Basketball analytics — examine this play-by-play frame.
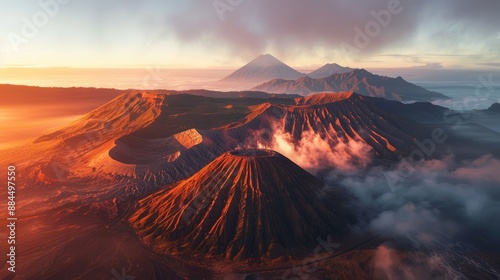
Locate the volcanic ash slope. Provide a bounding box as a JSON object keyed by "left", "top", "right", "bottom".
{"left": 130, "top": 149, "right": 356, "bottom": 261}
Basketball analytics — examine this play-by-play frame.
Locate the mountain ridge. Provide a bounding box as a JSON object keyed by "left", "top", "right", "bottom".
{"left": 252, "top": 68, "right": 449, "bottom": 102}
{"left": 17, "top": 91, "right": 423, "bottom": 191}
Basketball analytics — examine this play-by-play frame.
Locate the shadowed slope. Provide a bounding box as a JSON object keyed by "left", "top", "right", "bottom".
{"left": 130, "top": 149, "right": 356, "bottom": 261}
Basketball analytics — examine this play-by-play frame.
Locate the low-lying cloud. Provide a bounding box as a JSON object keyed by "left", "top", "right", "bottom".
{"left": 369, "top": 204, "right": 458, "bottom": 247}
{"left": 452, "top": 154, "right": 500, "bottom": 183}
{"left": 336, "top": 154, "right": 500, "bottom": 252}
{"left": 269, "top": 130, "right": 372, "bottom": 172}
{"left": 240, "top": 124, "right": 373, "bottom": 173}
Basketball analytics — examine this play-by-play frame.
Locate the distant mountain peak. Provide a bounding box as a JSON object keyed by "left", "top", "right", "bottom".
{"left": 220, "top": 54, "right": 305, "bottom": 83}
{"left": 250, "top": 53, "right": 284, "bottom": 66}
{"left": 322, "top": 63, "right": 350, "bottom": 69}
{"left": 260, "top": 53, "right": 275, "bottom": 59}
{"left": 352, "top": 68, "right": 370, "bottom": 75}
{"left": 308, "top": 63, "right": 354, "bottom": 79}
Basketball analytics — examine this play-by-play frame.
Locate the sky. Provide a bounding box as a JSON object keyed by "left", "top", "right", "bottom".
{"left": 0, "top": 0, "right": 499, "bottom": 69}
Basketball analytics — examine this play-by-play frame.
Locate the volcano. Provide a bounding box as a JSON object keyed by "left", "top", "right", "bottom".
{"left": 129, "top": 149, "right": 356, "bottom": 261}
{"left": 219, "top": 54, "right": 305, "bottom": 84}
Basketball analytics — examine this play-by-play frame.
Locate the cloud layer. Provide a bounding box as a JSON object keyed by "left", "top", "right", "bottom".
{"left": 336, "top": 154, "right": 500, "bottom": 251}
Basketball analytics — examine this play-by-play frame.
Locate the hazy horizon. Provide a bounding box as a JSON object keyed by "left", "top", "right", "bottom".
{"left": 2, "top": 64, "right": 500, "bottom": 89}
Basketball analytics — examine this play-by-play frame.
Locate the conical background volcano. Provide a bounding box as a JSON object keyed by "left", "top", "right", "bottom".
{"left": 220, "top": 54, "right": 305, "bottom": 83}
{"left": 130, "top": 149, "right": 356, "bottom": 261}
